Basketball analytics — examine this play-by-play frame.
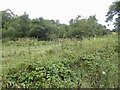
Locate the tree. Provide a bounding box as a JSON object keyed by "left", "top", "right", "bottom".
{"left": 68, "top": 15, "right": 109, "bottom": 39}
{"left": 28, "top": 25, "right": 45, "bottom": 39}
{"left": 106, "top": 1, "right": 120, "bottom": 30}
{"left": 19, "top": 12, "right": 30, "bottom": 36}
{"left": 1, "top": 9, "right": 16, "bottom": 28}
{"left": 1, "top": 9, "right": 110, "bottom": 40}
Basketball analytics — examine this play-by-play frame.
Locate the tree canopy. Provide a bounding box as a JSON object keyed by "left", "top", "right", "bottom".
{"left": 106, "top": 0, "right": 120, "bottom": 31}
{"left": 1, "top": 9, "right": 111, "bottom": 40}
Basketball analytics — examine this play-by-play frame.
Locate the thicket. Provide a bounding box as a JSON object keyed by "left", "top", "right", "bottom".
{"left": 1, "top": 9, "right": 111, "bottom": 40}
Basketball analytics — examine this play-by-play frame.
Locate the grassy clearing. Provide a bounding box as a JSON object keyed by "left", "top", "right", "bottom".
{"left": 2, "top": 34, "right": 118, "bottom": 88}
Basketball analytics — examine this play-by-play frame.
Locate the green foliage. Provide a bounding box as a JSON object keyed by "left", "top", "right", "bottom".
{"left": 28, "top": 25, "right": 45, "bottom": 38}
{"left": 106, "top": 1, "right": 120, "bottom": 30}
{"left": 1, "top": 9, "right": 111, "bottom": 40}
{"left": 2, "top": 61, "right": 79, "bottom": 88}
{"left": 2, "top": 34, "right": 118, "bottom": 88}
{"left": 68, "top": 15, "right": 110, "bottom": 39}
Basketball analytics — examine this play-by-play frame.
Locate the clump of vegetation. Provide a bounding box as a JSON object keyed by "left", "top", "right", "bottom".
{"left": 2, "top": 61, "right": 80, "bottom": 88}
{"left": 1, "top": 0, "right": 119, "bottom": 88}
{"left": 1, "top": 9, "right": 111, "bottom": 41}
{"left": 2, "top": 34, "right": 118, "bottom": 88}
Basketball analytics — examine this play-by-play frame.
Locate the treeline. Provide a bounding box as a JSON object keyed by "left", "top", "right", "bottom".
{"left": 1, "top": 9, "right": 111, "bottom": 40}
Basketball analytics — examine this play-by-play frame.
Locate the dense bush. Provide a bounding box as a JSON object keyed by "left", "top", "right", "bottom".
{"left": 67, "top": 16, "right": 111, "bottom": 39}
{"left": 1, "top": 9, "right": 111, "bottom": 40}
{"left": 2, "top": 61, "right": 80, "bottom": 88}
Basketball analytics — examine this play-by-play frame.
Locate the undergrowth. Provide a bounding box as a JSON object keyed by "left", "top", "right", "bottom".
{"left": 2, "top": 34, "right": 118, "bottom": 88}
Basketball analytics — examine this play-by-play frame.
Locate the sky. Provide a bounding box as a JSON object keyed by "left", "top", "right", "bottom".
{"left": 0, "top": 0, "right": 116, "bottom": 30}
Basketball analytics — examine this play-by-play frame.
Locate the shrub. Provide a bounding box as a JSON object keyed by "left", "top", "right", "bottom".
{"left": 2, "top": 61, "right": 80, "bottom": 88}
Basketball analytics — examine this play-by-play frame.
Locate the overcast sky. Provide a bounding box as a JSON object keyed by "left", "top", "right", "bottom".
{"left": 1, "top": 0, "right": 116, "bottom": 29}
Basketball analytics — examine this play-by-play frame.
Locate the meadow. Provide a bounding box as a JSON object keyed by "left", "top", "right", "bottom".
{"left": 1, "top": 34, "right": 119, "bottom": 88}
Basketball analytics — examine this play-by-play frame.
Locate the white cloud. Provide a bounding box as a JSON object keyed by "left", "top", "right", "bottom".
{"left": 0, "top": 0, "right": 115, "bottom": 29}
